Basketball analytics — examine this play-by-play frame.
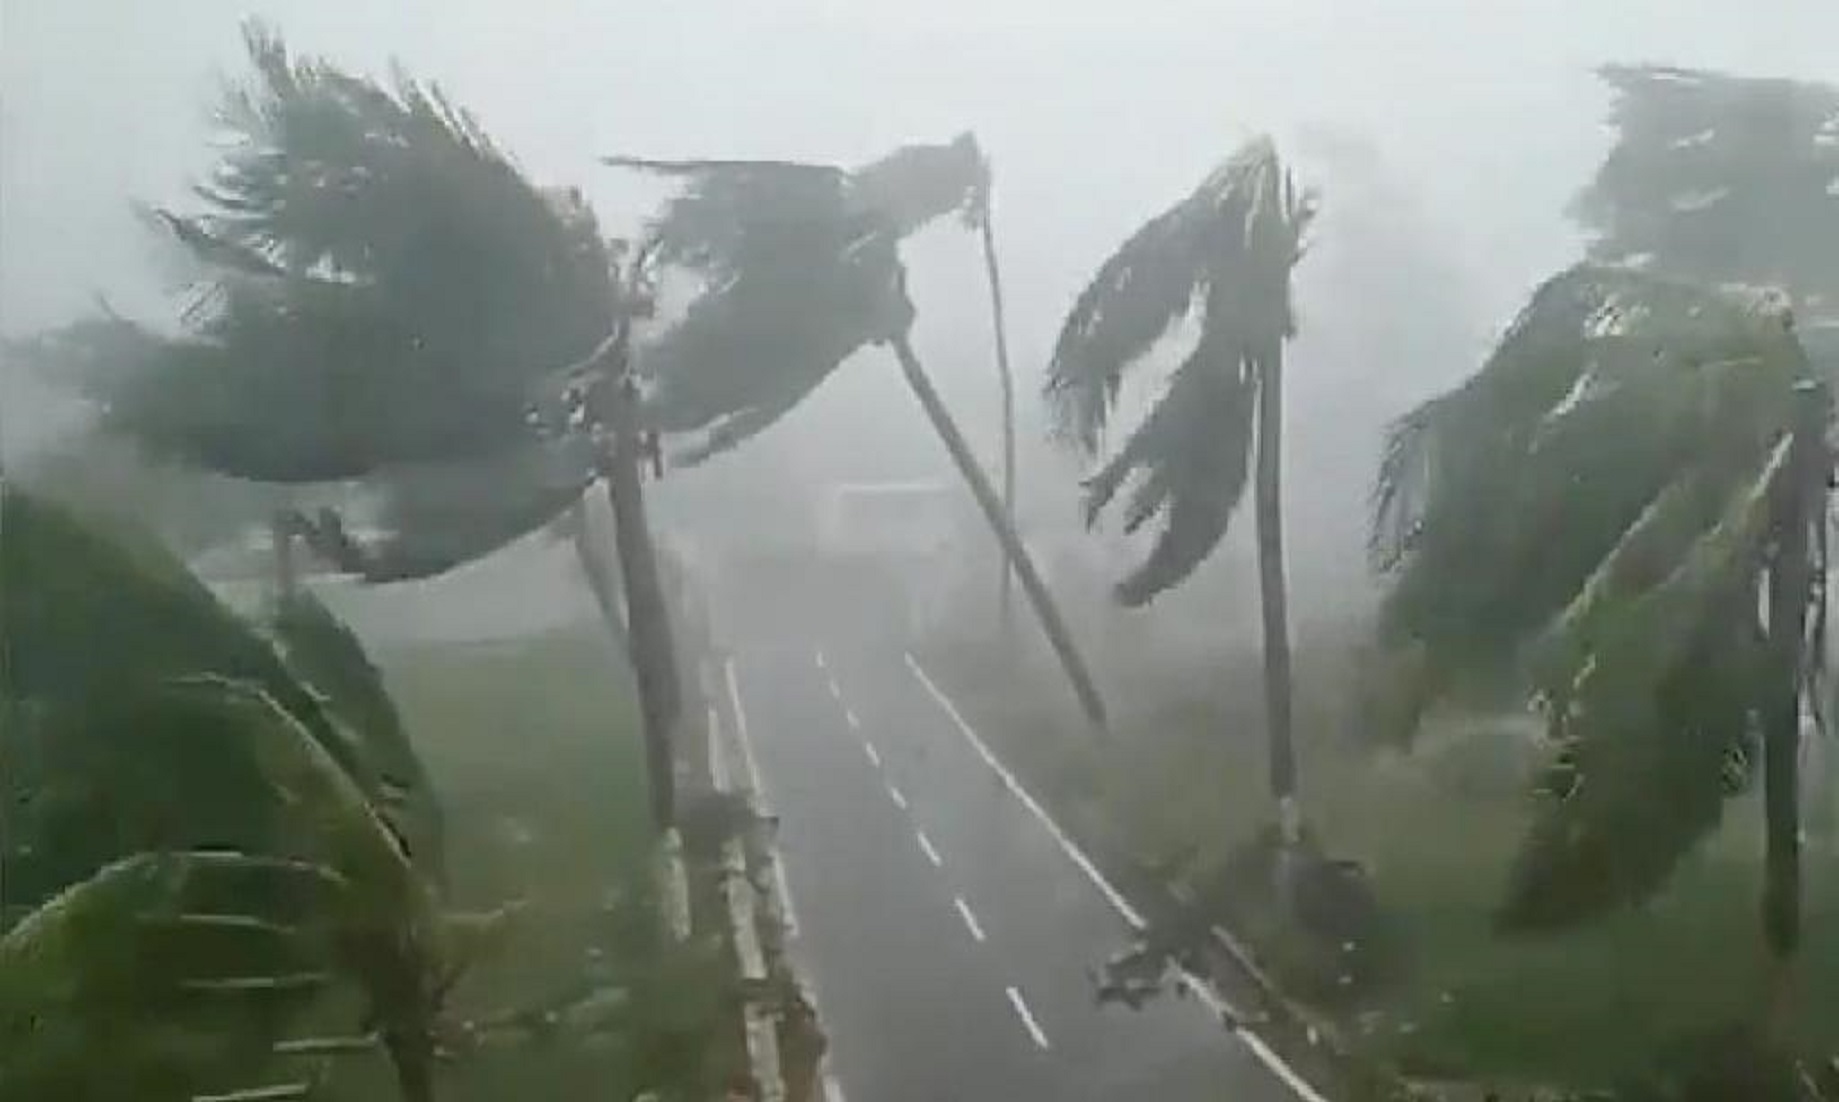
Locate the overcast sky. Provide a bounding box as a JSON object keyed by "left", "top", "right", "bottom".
{"left": 4, "top": 1, "right": 1835, "bottom": 608}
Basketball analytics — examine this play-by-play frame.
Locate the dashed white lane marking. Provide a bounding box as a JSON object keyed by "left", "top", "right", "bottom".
{"left": 1004, "top": 985, "right": 1051, "bottom": 1050}
{"left": 821, "top": 1069, "right": 847, "bottom": 1102}
{"left": 827, "top": 677, "right": 843, "bottom": 701}
{"left": 904, "top": 652, "right": 1331, "bottom": 1102}
{"left": 843, "top": 707, "right": 860, "bottom": 730}
{"left": 815, "top": 649, "right": 828, "bottom": 671}
{"left": 953, "top": 896, "right": 987, "bottom": 942}
{"left": 915, "top": 829, "right": 943, "bottom": 868}
{"left": 864, "top": 741, "right": 882, "bottom": 768}
{"left": 887, "top": 784, "right": 908, "bottom": 810}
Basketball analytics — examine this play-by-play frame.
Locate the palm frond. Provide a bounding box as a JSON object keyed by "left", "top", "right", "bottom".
{"left": 1373, "top": 264, "right": 1808, "bottom": 687}
{"left": 609, "top": 133, "right": 983, "bottom": 279}
{"left": 613, "top": 135, "right": 981, "bottom": 456}
{"left": 1046, "top": 136, "right": 1312, "bottom": 452}
{"left": 1085, "top": 324, "right": 1257, "bottom": 605}
{"left": 293, "top": 437, "right": 597, "bottom": 582}
{"left": 270, "top": 591, "right": 445, "bottom": 880}
{"left": 1056, "top": 137, "right": 1311, "bottom": 602}
{"left": 37, "top": 23, "right": 618, "bottom": 484}
{"left": 1575, "top": 64, "right": 1839, "bottom": 310}
{"left": 637, "top": 231, "right": 908, "bottom": 455}
{"left": 0, "top": 851, "right": 344, "bottom": 1102}
{"left": 0, "top": 486, "right": 363, "bottom": 779}
{"left": 1497, "top": 435, "right": 1792, "bottom": 929}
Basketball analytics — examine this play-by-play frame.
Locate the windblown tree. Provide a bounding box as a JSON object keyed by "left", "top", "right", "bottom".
{"left": 18, "top": 28, "right": 688, "bottom": 853}
{"left": 1045, "top": 137, "right": 1316, "bottom": 833}
{"left": 1575, "top": 64, "right": 1839, "bottom": 320}
{"left": 1574, "top": 61, "right": 1839, "bottom": 858}
{"left": 611, "top": 133, "right": 1107, "bottom": 729}
{"left": 1371, "top": 265, "right": 1831, "bottom": 1027}
{"left": 1, "top": 485, "right": 466, "bottom": 1102}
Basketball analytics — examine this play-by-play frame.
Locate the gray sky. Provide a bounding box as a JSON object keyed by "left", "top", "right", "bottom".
{"left": 4, "top": 0, "right": 1835, "bottom": 611}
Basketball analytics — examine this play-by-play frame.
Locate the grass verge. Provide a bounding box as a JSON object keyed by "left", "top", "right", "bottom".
{"left": 921, "top": 629, "right": 1839, "bottom": 1092}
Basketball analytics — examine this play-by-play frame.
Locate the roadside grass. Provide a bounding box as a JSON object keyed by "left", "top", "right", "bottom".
{"left": 922, "top": 629, "right": 1839, "bottom": 1090}
{"left": 327, "top": 626, "right": 739, "bottom": 1100}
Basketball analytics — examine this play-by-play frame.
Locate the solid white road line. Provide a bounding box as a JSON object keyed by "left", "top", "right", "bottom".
{"left": 915, "top": 829, "right": 943, "bottom": 868}
{"left": 887, "top": 784, "right": 908, "bottom": 810}
{"left": 723, "top": 657, "right": 799, "bottom": 937}
{"left": 904, "top": 654, "right": 1145, "bottom": 929}
{"left": 821, "top": 1068, "right": 847, "bottom": 1102}
{"left": 903, "top": 652, "right": 1331, "bottom": 1102}
{"left": 953, "top": 896, "right": 987, "bottom": 943}
{"left": 1004, "top": 985, "right": 1051, "bottom": 1050}
{"left": 864, "top": 741, "right": 882, "bottom": 769}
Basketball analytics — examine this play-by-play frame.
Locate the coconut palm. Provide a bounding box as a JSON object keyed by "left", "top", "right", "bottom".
{"left": 1, "top": 485, "right": 462, "bottom": 1101}
{"left": 612, "top": 135, "right": 1108, "bottom": 729}
{"left": 1371, "top": 264, "right": 1830, "bottom": 1021}
{"left": 1045, "top": 136, "right": 1315, "bottom": 832}
{"left": 17, "top": 27, "right": 686, "bottom": 836}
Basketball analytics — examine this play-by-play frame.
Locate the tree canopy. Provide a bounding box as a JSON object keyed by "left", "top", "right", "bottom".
{"left": 617, "top": 134, "right": 987, "bottom": 465}
{"left": 1371, "top": 264, "right": 1831, "bottom": 930}
{"left": 1, "top": 485, "right": 453, "bottom": 1099}
{"left": 1575, "top": 64, "right": 1839, "bottom": 317}
{"left": 14, "top": 24, "right": 618, "bottom": 585}
{"left": 1045, "top": 137, "right": 1315, "bottom": 605}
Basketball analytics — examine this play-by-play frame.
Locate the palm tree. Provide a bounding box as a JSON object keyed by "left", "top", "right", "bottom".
{"left": 1, "top": 485, "right": 459, "bottom": 1100}
{"left": 611, "top": 135, "right": 1108, "bottom": 729}
{"left": 1573, "top": 60, "right": 1839, "bottom": 864}
{"left": 1045, "top": 137, "right": 1315, "bottom": 835}
{"left": 1371, "top": 264, "right": 1830, "bottom": 1028}
{"left": 18, "top": 28, "right": 687, "bottom": 852}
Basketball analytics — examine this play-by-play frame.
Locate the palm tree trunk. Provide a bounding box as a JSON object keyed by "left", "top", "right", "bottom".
{"left": 601, "top": 376, "right": 683, "bottom": 832}
{"left": 887, "top": 332, "right": 1108, "bottom": 732}
{"left": 1254, "top": 350, "right": 1300, "bottom": 843}
{"left": 567, "top": 495, "right": 629, "bottom": 653}
{"left": 1761, "top": 400, "right": 1824, "bottom": 1033}
{"left": 600, "top": 373, "right": 692, "bottom": 942}
{"left": 270, "top": 509, "right": 298, "bottom": 601}
{"left": 976, "top": 202, "right": 1018, "bottom": 634}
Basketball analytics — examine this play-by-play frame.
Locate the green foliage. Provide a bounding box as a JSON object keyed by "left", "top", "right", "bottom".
{"left": 1046, "top": 137, "right": 1314, "bottom": 604}
{"left": 1575, "top": 65, "right": 1839, "bottom": 316}
{"left": 0, "top": 851, "right": 345, "bottom": 1102}
{"left": 272, "top": 589, "right": 445, "bottom": 878}
{"left": 12, "top": 22, "right": 621, "bottom": 589}
{"left": 615, "top": 135, "right": 986, "bottom": 463}
{"left": 1, "top": 486, "right": 363, "bottom": 796}
{"left": 1, "top": 489, "right": 456, "bottom": 1100}
{"left": 291, "top": 441, "right": 598, "bottom": 587}
{"left": 1372, "top": 263, "right": 1831, "bottom": 929}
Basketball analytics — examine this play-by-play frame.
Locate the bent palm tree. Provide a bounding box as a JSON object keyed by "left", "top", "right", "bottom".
{"left": 1371, "top": 264, "right": 1830, "bottom": 1023}
{"left": 19, "top": 27, "right": 686, "bottom": 837}
{"left": 1046, "top": 137, "right": 1315, "bottom": 832}
{"left": 613, "top": 135, "right": 1107, "bottom": 729}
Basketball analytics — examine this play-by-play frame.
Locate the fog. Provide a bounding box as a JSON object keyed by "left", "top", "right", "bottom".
{"left": 4, "top": 0, "right": 1835, "bottom": 634}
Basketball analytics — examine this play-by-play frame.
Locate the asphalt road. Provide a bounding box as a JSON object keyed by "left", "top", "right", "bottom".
{"left": 721, "top": 638, "right": 1310, "bottom": 1102}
